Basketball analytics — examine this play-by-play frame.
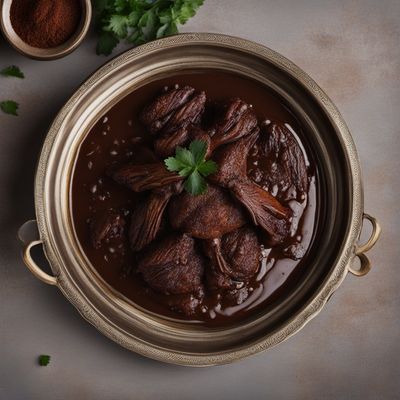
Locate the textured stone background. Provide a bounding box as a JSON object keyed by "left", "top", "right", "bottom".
{"left": 1, "top": 1, "right": 399, "bottom": 399}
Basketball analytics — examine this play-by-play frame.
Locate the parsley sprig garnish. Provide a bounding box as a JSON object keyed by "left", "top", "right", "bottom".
{"left": 165, "top": 140, "right": 218, "bottom": 196}
{"left": 94, "top": 0, "right": 204, "bottom": 56}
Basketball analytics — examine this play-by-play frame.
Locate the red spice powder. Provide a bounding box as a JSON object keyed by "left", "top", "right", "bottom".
{"left": 10, "top": 0, "right": 82, "bottom": 48}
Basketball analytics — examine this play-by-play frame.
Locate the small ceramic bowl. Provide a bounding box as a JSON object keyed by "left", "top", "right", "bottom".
{"left": 0, "top": 0, "right": 92, "bottom": 60}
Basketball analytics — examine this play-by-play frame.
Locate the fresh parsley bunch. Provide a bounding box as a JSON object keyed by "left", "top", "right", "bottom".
{"left": 94, "top": 0, "right": 204, "bottom": 56}
{"left": 165, "top": 140, "right": 218, "bottom": 195}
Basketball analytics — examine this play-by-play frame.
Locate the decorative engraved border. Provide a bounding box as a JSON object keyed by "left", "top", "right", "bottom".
{"left": 34, "top": 33, "right": 362, "bottom": 366}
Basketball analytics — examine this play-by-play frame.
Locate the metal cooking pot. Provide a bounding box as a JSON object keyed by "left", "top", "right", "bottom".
{"left": 18, "top": 34, "right": 381, "bottom": 366}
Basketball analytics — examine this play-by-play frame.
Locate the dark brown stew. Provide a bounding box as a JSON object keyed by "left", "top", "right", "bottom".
{"left": 72, "top": 71, "right": 317, "bottom": 326}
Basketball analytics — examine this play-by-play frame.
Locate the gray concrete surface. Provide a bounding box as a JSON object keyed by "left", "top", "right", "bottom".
{"left": 1, "top": 1, "right": 399, "bottom": 399}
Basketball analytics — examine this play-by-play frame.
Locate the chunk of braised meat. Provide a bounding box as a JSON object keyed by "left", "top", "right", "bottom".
{"left": 168, "top": 184, "right": 247, "bottom": 239}
{"left": 90, "top": 210, "right": 125, "bottom": 249}
{"left": 231, "top": 181, "right": 291, "bottom": 245}
{"left": 154, "top": 125, "right": 212, "bottom": 158}
{"left": 129, "top": 182, "right": 183, "bottom": 251}
{"left": 210, "top": 129, "right": 259, "bottom": 186}
{"left": 212, "top": 98, "right": 248, "bottom": 134}
{"left": 162, "top": 91, "right": 206, "bottom": 134}
{"left": 140, "top": 86, "right": 195, "bottom": 134}
{"left": 210, "top": 129, "right": 292, "bottom": 245}
{"left": 204, "top": 259, "right": 252, "bottom": 305}
{"left": 189, "top": 126, "right": 212, "bottom": 148}
{"left": 208, "top": 98, "right": 258, "bottom": 151}
{"left": 224, "top": 287, "right": 250, "bottom": 305}
{"left": 154, "top": 126, "right": 190, "bottom": 158}
{"left": 153, "top": 98, "right": 256, "bottom": 159}
{"left": 220, "top": 227, "right": 260, "bottom": 280}
{"left": 203, "top": 227, "right": 260, "bottom": 283}
{"left": 167, "top": 288, "right": 204, "bottom": 316}
{"left": 251, "top": 122, "right": 309, "bottom": 201}
{"left": 138, "top": 234, "right": 205, "bottom": 295}
{"left": 205, "top": 266, "right": 250, "bottom": 304}
{"left": 206, "top": 267, "right": 235, "bottom": 291}
{"left": 110, "top": 162, "right": 183, "bottom": 192}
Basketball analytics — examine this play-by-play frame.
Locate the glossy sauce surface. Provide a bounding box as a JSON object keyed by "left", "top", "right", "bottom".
{"left": 71, "top": 71, "right": 317, "bottom": 326}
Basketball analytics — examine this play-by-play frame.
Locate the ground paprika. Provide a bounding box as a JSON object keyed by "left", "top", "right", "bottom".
{"left": 10, "top": 0, "right": 82, "bottom": 48}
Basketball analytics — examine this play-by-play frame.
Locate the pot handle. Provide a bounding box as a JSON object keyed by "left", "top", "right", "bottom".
{"left": 17, "top": 220, "right": 58, "bottom": 286}
{"left": 348, "top": 213, "right": 381, "bottom": 277}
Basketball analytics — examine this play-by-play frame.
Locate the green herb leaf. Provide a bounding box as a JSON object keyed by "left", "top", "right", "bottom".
{"left": 93, "top": 0, "right": 204, "bottom": 55}
{"left": 184, "top": 169, "right": 207, "bottom": 195}
{"left": 156, "top": 23, "right": 169, "bottom": 38}
{"left": 164, "top": 156, "right": 185, "bottom": 172}
{"left": 178, "top": 166, "right": 194, "bottom": 177}
{"left": 114, "top": 0, "right": 128, "bottom": 13}
{"left": 127, "top": 29, "right": 141, "bottom": 44}
{"left": 158, "top": 12, "right": 171, "bottom": 25}
{"left": 1, "top": 65, "right": 24, "bottom": 78}
{"left": 38, "top": 355, "right": 51, "bottom": 366}
{"left": 197, "top": 159, "right": 218, "bottom": 177}
{"left": 164, "top": 139, "right": 217, "bottom": 196}
{"left": 189, "top": 140, "right": 207, "bottom": 164}
{"left": 93, "top": 0, "right": 110, "bottom": 14}
{"left": 96, "top": 31, "right": 119, "bottom": 56}
{"left": 173, "top": 0, "right": 204, "bottom": 24}
{"left": 0, "top": 100, "right": 19, "bottom": 116}
{"left": 165, "top": 21, "right": 178, "bottom": 35}
{"left": 127, "top": 10, "right": 141, "bottom": 26}
{"left": 175, "top": 146, "right": 195, "bottom": 166}
{"left": 107, "top": 14, "right": 129, "bottom": 38}
{"left": 140, "top": 8, "right": 157, "bottom": 41}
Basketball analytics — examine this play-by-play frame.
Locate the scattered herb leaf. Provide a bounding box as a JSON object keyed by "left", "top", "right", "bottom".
{"left": 94, "top": 0, "right": 204, "bottom": 56}
{"left": 0, "top": 100, "right": 19, "bottom": 116}
{"left": 38, "top": 355, "right": 51, "bottom": 366}
{"left": 0, "top": 65, "right": 24, "bottom": 78}
{"left": 96, "top": 31, "right": 120, "bottom": 56}
{"left": 164, "top": 140, "right": 218, "bottom": 195}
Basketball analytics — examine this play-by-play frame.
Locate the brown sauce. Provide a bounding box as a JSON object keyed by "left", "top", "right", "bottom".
{"left": 71, "top": 71, "right": 317, "bottom": 326}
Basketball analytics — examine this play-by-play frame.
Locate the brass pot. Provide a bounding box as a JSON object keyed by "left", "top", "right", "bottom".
{"left": 18, "top": 34, "right": 381, "bottom": 366}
